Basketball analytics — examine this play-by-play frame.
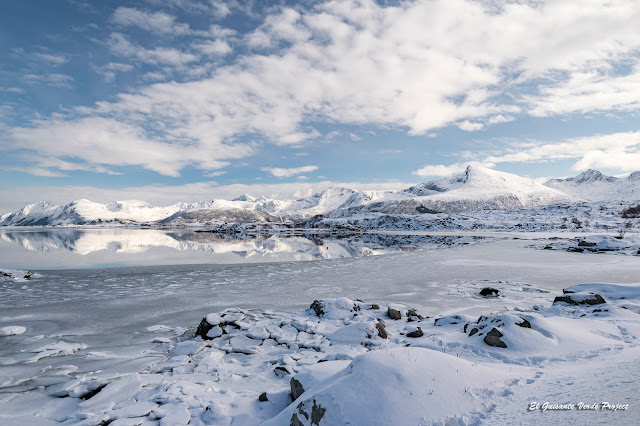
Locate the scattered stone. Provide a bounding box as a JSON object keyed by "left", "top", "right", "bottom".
{"left": 479, "top": 287, "right": 499, "bottom": 297}
{"left": 310, "top": 300, "right": 325, "bottom": 317}
{"left": 275, "top": 366, "right": 291, "bottom": 377}
{"left": 516, "top": 318, "right": 531, "bottom": 328}
{"left": 369, "top": 304, "right": 380, "bottom": 310}
{"left": 406, "top": 327, "right": 423, "bottom": 338}
{"left": 578, "top": 240, "right": 597, "bottom": 247}
{"left": 259, "top": 392, "right": 268, "bottom": 402}
{"left": 468, "top": 327, "right": 479, "bottom": 337}
{"left": 387, "top": 308, "right": 402, "bottom": 320}
{"left": 406, "top": 309, "right": 424, "bottom": 321}
{"left": 375, "top": 322, "right": 388, "bottom": 339}
{"left": 553, "top": 292, "right": 606, "bottom": 306}
{"left": 291, "top": 377, "right": 305, "bottom": 401}
{"left": 483, "top": 328, "right": 507, "bottom": 348}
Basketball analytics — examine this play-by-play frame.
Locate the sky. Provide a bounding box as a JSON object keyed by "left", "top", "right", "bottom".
{"left": 1, "top": 0, "right": 640, "bottom": 213}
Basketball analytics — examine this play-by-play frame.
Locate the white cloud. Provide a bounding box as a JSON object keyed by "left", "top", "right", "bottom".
{"left": 413, "top": 130, "right": 640, "bottom": 177}
{"left": 93, "top": 62, "right": 135, "bottom": 82}
{"left": 192, "top": 40, "right": 232, "bottom": 56}
{"left": 107, "top": 33, "right": 198, "bottom": 66}
{"left": 261, "top": 165, "right": 319, "bottom": 178}
{"left": 6, "top": 117, "right": 250, "bottom": 177}
{"left": 112, "top": 7, "right": 191, "bottom": 35}
{"left": 7, "top": 0, "right": 640, "bottom": 180}
{"left": 456, "top": 121, "right": 484, "bottom": 132}
{"left": 33, "top": 52, "right": 68, "bottom": 66}
{"left": 23, "top": 73, "right": 73, "bottom": 88}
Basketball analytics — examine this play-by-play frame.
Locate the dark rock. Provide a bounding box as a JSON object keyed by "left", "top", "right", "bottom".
{"left": 370, "top": 304, "right": 380, "bottom": 310}
{"left": 23, "top": 272, "right": 34, "bottom": 280}
{"left": 291, "top": 377, "right": 305, "bottom": 401}
{"left": 562, "top": 289, "right": 576, "bottom": 294}
{"left": 387, "top": 308, "right": 402, "bottom": 320}
{"left": 516, "top": 318, "right": 531, "bottom": 328}
{"left": 578, "top": 240, "right": 597, "bottom": 247}
{"left": 310, "top": 300, "right": 325, "bottom": 316}
{"left": 553, "top": 292, "right": 606, "bottom": 306}
{"left": 406, "top": 327, "right": 424, "bottom": 338}
{"left": 259, "top": 392, "right": 268, "bottom": 402}
{"left": 483, "top": 328, "right": 507, "bottom": 348}
{"left": 290, "top": 413, "right": 304, "bottom": 426}
{"left": 468, "top": 327, "right": 479, "bottom": 337}
{"left": 407, "top": 309, "right": 424, "bottom": 320}
{"left": 311, "top": 400, "right": 326, "bottom": 425}
{"left": 567, "top": 247, "right": 584, "bottom": 253}
{"left": 479, "top": 287, "right": 499, "bottom": 297}
{"left": 274, "top": 366, "right": 291, "bottom": 377}
{"left": 196, "top": 318, "right": 214, "bottom": 340}
{"left": 375, "top": 322, "right": 388, "bottom": 339}
{"left": 463, "top": 323, "right": 469, "bottom": 333}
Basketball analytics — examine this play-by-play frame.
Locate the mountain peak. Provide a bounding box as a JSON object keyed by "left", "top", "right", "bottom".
{"left": 233, "top": 194, "right": 256, "bottom": 202}
{"left": 572, "top": 169, "right": 607, "bottom": 184}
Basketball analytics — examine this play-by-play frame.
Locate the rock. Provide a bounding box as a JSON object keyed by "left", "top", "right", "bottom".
{"left": 370, "top": 304, "right": 380, "bottom": 310}
{"left": 290, "top": 413, "right": 304, "bottom": 426}
{"left": 259, "top": 392, "right": 268, "bottom": 402}
{"left": 479, "top": 287, "right": 499, "bottom": 297}
{"left": 196, "top": 318, "right": 214, "bottom": 340}
{"left": 406, "top": 327, "right": 423, "bottom": 338}
{"left": 483, "top": 328, "right": 507, "bottom": 348}
{"left": 387, "top": 308, "right": 402, "bottom": 320}
{"left": 311, "top": 400, "right": 326, "bottom": 425}
{"left": 468, "top": 327, "right": 479, "bottom": 337}
{"left": 23, "top": 272, "right": 34, "bottom": 279}
{"left": 553, "top": 292, "right": 606, "bottom": 306}
{"left": 578, "top": 240, "right": 596, "bottom": 247}
{"left": 406, "top": 309, "right": 424, "bottom": 321}
{"left": 516, "top": 318, "right": 531, "bottom": 328}
{"left": 275, "top": 366, "right": 291, "bottom": 377}
{"left": 310, "top": 300, "right": 325, "bottom": 316}
{"left": 375, "top": 322, "right": 388, "bottom": 339}
{"left": 291, "top": 377, "right": 305, "bottom": 401}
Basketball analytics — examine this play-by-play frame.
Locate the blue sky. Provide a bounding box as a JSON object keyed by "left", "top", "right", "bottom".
{"left": 1, "top": 0, "right": 640, "bottom": 212}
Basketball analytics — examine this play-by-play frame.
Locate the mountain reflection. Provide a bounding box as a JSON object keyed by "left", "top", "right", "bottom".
{"left": 0, "top": 228, "right": 479, "bottom": 260}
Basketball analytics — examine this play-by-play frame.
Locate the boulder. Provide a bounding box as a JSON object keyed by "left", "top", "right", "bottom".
{"left": 310, "top": 300, "right": 325, "bottom": 316}
{"left": 375, "top": 322, "right": 388, "bottom": 339}
{"left": 553, "top": 292, "right": 606, "bottom": 306}
{"left": 387, "top": 308, "right": 402, "bottom": 320}
{"left": 406, "top": 327, "right": 423, "bottom": 338}
{"left": 483, "top": 328, "right": 507, "bottom": 348}
{"left": 515, "top": 318, "right": 531, "bottom": 328}
{"left": 291, "top": 377, "right": 305, "bottom": 401}
{"left": 479, "top": 287, "right": 499, "bottom": 297}
{"left": 259, "top": 392, "right": 268, "bottom": 402}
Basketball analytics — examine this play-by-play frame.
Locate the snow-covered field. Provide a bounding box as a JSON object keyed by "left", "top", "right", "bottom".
{"left": 1, "top": 235, "right": 639, "bottom": 425}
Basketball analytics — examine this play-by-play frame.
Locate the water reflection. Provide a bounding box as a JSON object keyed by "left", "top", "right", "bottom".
{"left": 0, "top": 228, "right": 484, "bottom": 270}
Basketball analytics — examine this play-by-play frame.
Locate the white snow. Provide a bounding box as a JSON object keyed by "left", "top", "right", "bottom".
{"left": 0, "top": 326, "right": 26, "bottom": 336}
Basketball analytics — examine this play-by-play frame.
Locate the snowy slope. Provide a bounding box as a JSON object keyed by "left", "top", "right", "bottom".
{"left": 331, "top": 166, "right": 575, "bottom": 215}
{"left": 545, "top": 169, "right": 640, "bottom": 201}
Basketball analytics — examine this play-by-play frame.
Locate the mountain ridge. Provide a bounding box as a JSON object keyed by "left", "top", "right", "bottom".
{"left": 2, "top": 166, "right": 638, "bottom": 226}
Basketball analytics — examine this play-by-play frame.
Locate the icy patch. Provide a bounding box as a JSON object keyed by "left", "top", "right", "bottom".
{"left": 0, "top": 326, "right": 26, "bottom": 336}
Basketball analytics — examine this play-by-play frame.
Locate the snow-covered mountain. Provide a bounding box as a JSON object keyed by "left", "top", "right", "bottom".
{"left": 544, "top": 169, "right": 640, "bottom": 201}
{"left": 2, "top": 166, "right": 637, "bottom": 227}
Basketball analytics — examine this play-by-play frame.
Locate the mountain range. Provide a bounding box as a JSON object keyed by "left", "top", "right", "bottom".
{"left": 2, "top": 166, "right": 638, "bottom": 227}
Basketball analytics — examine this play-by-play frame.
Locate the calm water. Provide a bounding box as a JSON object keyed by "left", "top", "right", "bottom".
{"left": 0, "top": 227, "right": 488, "bottom": 270}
